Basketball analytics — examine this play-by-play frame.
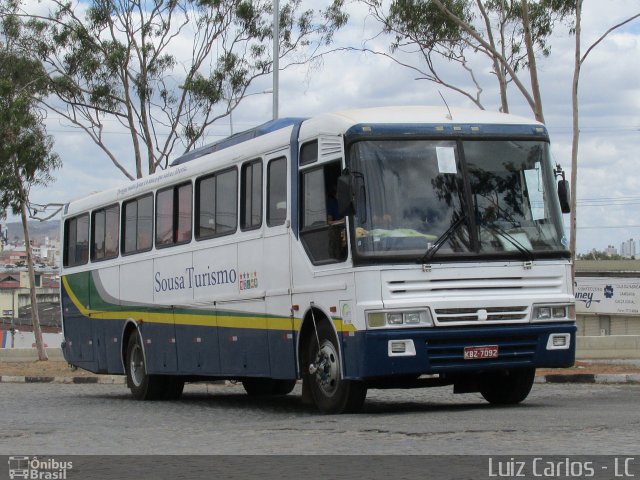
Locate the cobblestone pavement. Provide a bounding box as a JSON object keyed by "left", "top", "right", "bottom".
{"left": 2, "top": 382, "right": 639, "bottom": 455}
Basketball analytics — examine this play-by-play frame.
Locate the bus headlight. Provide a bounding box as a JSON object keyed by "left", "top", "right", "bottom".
{"left": 367, "top": 310, "right": 434, "bottom": 329}
{"left": 532, "top": 304, "right": 575, "bottom": 322}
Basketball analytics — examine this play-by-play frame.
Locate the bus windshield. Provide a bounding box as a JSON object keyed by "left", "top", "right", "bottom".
{"left": 349, "top": 139, "right": 566, "bottom": 260}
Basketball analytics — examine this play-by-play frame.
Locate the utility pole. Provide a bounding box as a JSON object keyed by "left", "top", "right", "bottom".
{"left": 273, "top": 0, "right": 279, "bottom": 120}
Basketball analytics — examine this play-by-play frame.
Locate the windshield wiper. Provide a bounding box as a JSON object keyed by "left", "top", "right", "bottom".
{"left": 483, "top": 222, "right": 534, "bottom": 262}
{"left": 419, "top": 214, "right": 467, "bottom": 264}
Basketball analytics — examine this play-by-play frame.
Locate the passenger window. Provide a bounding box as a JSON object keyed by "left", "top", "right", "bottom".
{"left": 241, "top": 160, "right": 262, "bottom": 230}
{"left": 91, "top": 204, "right": 119, "bottom": 261}
{"left": 155, "top": 183, "right": 192, "bottom": 248}
{"left": 267, "top": 157, "right": 287, "bottom": 227}
{"left": 63, "top": 214, "right": 89, "bottom": 267}
{"left": 122, "top": 194, "right": 154, "bottom": 255}
{"left": 196, "top": 168, "right": 238, "bottom": 239}
{"left": 299, "top": 161, "right": 347, "bottom": 264}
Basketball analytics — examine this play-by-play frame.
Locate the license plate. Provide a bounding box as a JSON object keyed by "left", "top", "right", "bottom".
{"left": 464, "top": 345, "right": 499, "bottom": 360}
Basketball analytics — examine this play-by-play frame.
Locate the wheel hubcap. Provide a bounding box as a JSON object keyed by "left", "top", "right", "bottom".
{"left": 130, "top": 343, "right": 145, "bottom": 387}
{"left": 313, "top": 340, "right": 340, "bottom": 397}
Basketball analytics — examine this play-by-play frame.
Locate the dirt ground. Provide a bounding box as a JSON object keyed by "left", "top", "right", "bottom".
{"left": 1, "top": 360, "right": 639, "bottom": 378}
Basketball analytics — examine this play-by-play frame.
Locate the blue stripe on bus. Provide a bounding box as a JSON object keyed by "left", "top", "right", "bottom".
{"left": 345, "top": 123, "right": 549, "bottom": 139}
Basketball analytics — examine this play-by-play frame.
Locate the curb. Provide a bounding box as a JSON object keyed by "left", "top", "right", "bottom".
{"left": 0, "top": 374, "right": 638, "bottom": 385}
{"left": 0, "top": 375, "right": 126, "bottom": 384}
{"left": 534, "top": 373, "right": 639, "bottom": 384}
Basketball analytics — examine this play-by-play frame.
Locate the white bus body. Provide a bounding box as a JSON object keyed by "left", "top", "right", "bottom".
{"left": 61, "top": 106, "right": 575, "bottom": 413}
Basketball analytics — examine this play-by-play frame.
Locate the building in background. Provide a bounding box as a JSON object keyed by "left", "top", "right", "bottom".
{"left": 574, "top": 260, "right": 640, "bottom": 337}
{"left": 620, "top": 239, "right": 637, "bottom": 258}
{"left": 0, "top": 268, "right": 60, "bottom": 336}
{"left": 605, "top": 245, "right": 618, "bottom": 256}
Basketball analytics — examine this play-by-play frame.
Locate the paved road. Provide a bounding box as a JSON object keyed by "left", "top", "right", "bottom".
{"left": 1, "top": 382, "right": 638, "bottom": 455}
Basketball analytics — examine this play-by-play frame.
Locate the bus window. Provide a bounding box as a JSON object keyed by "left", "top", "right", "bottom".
{"left": 196, "top": 168, "right": 238, "bottom": 240}
{"left": 64, "top": 213, "right": 89, "bottom": 267}
{"left": 300, "top": 140, "right": 318, "bottom": 165}
{"left": 137, "top": 194, "right": 153, "bottom": 250}
{"left": 299, "top": 161, "right": 347, "bottom": 264}
{"left": 155, "top": 182, "right": 192, "bottom": 248}
{"left": 91, "top": 204, "right": 119, "bottom": 261}
{"left": 241, "top": 160, "right": 262, "bottom": 231}
{"left": 267, "top": 157, "right": 287, "bottom": 227}
{"left": 122, "top": 194, "right": 154, "bottom": 255}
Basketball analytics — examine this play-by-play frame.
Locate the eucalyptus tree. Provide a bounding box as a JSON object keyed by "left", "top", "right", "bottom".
{"left": 568, "top": 3, "right": 640, "bottom": 278}
{"left": 0, "top": 30, "right": 61, "bottom": 360}
{"left": 4, "top": 0, "right": 347, "bottom": 179}
{"left": 357, "top": 0, "right": 573, "bottom": 122}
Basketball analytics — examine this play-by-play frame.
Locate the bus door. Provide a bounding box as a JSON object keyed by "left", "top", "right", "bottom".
{"left": 264, "top": 154, "right": 296, "bottom": 379}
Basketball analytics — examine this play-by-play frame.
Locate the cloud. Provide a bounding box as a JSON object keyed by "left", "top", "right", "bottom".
{"left": 9, "top": 0, "right": 640, "bottom": 255}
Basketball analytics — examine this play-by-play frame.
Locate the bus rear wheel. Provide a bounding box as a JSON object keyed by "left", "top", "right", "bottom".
{"left": 242, "top": 378, "right": 296, "bottom": 396}
{"left": 479, "top": 368, "right": 535, "bottom": 405}
{"left": 125, "top": 332, "right": 184, "bottom": 401}
{"left": 305, "top": 321, "right": 367, "bottom": 414}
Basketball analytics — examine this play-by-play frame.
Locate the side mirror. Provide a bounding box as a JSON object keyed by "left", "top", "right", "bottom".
{"left": 557, "top": 179, "right": 571, "bottom": 214}
{"left": 336, "top": 173, "right": 354, "bottom": 218}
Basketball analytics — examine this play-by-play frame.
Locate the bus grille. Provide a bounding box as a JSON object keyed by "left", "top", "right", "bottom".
{"left": 385, "top": 274, "right": 564, "bottom": 298}
{"left": 434, "top": 306, "right": 529, "bottom": 324}
{"left": 426, "top": 334, "right": 538, "bottom": 369}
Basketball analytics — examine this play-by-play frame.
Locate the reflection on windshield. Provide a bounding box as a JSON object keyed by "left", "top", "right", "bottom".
{"left": 465, "top": 140, "right": 565, "bottom": 254}
{"left": 349, "top": 139, "right": 566, "bottom": 260}
{"left": 350, "top": 140, "right": 470, "bottom": 257}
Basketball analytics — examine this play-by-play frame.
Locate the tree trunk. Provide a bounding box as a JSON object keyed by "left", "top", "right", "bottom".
{"left": 570, "top": 0, "right": 583, "bottom": 284}
{"left": 18, "top": 178, "right": 48, "bottom": 361}
{"left": 520, "top": 0, "right": 545, "bottom": 123}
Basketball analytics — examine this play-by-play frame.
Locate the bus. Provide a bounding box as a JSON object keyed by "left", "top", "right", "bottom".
{"left": 60, "top": 106, "right": 576, "bottom": 413}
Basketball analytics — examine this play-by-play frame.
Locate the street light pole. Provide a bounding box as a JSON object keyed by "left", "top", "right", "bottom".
{"left": 273, "top": 0, "right": 279, "bottom": 120}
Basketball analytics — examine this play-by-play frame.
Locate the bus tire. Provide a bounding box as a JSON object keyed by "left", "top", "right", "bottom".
{"left": 479, "top": 368, "right": 535, "bottom": 405}
{"left": 125, "top": 332, "right": 164, "bottom": 400}
{"left": 242, "top": 378, "right": 297, "bottom": 396}
{"left": 306, "top": 321, "right": 367, "bottom": 414}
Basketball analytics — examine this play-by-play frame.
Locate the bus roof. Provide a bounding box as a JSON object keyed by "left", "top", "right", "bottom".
{"left": 63, "top": 106, "right": 544, "bottom": 217}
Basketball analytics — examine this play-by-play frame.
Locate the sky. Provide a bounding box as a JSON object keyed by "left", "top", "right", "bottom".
{"left": 11, "top": 0, "right": 640, "bottom": 254}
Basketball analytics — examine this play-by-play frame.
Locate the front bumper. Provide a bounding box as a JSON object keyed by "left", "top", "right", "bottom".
{"left": 341, "top": 323, "right": 576, "bottom": 380}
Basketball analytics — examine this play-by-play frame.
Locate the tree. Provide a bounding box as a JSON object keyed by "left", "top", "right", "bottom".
{"left": 0, "top": 28, "right": 61, "bottom": 361}
{"left": 568, "top": 3, "right": 640, "bottom": 279}
{"left": 357, "top": 0, "right": 573, "bottom": 121}
{"left": 3, "top": 0, "right": 347, "bottom": 179}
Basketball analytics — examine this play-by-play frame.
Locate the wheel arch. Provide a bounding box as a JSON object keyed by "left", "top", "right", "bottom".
{"left": 296, "top": 305, "right": 343, "bottom": 377}
{"left": 120, "top": 320, "right": 146, "bottom": 374}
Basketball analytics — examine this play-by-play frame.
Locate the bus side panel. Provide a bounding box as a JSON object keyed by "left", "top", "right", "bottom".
{"left": 137, "top": 307, "right": 178, "bottom": 374}
{"left": 266, "top": 297, "right": 296, "bottom": 379}
{"left": 175, "top": 315, "right": 221, "bottom": 375}
{"left": 265, "top": 230, "right": 296, "bottom": 379}
{"left": 217, "top": 304, "right": 270, "bottom": 376}
{"left": 217, "top": 236, "right": 270, "bottom": 377}
{"left": 61, "top": 272, "right": 96, "bottom": 370}
{"left": 89, "top": 268, "right": 123, "bottom": 374}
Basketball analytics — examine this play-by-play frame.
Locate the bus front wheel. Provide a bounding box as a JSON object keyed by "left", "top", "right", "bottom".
{"left": 305, "top": 321, "right": 367, "bottom": 414}
{"left": 479, "top": 368, "right": 535, "bottom": 405}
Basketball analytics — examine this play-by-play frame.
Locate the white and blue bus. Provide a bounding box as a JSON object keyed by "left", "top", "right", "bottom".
{"left": 60, "top": 106, "right": 575, "bottom": 413}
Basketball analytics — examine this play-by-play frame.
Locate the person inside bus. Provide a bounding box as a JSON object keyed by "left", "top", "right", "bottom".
{"left": 326, "top": 185, "right": 344, "bottom": 224}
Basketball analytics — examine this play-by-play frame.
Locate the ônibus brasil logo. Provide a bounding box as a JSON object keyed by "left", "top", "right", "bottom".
{"left": 8, "top": 456, "right": 73, "bottom": 480}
